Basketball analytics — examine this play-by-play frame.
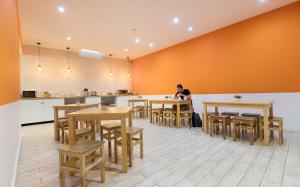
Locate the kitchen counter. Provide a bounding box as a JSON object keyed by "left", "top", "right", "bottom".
{"left": 20, "top": 94, "right": 138, "bottom": 100}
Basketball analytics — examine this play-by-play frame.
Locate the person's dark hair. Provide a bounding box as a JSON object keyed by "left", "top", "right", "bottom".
{"left": 177, "top": 84, "right": 183, "bottom": 89}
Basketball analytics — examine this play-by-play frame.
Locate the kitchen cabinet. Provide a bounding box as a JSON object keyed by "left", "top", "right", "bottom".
{"left": 85, "top": 97, "right": 101, "bottom": 104}
{"left": 20, "top": 99, "right": 64, "bottom": 124}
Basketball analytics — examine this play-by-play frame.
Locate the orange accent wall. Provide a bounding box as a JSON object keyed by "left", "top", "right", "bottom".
{"left": 0, "top": 0, "right": 20, "bottom": 105}
{"left": 132, "top": 2, "right": 300, "bottom": 95}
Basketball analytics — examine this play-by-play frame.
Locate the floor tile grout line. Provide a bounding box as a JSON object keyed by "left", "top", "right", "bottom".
{"left": 236, "top": 144, "right": 264, "bottom": 186}
{"left": 280, "top": 132, "right": 292, "bottom": 187}
{"left": 258, "top": 140, "right": 278, "bottom": 187}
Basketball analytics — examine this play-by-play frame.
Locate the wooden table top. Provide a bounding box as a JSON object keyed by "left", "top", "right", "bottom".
{"left": 149, "top": 99, "right": 191, "bottom": 104}
{"left": 52, "top": 103, "right": 99, "bottom": 108}
{"left": 68, "top": 106, "right": 133, "bottom": 116}
{"left": 203, "top": 101, "right": 273, "bottom": 107}
{"left": 128, "top": 99, "right": 148, "bottom": 102}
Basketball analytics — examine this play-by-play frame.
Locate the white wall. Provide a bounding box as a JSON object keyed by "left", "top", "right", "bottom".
{"left": 0, "top": 101, "right": 21, "bottom": 187}
{"left": 136, "top": 92, "right": 300, "bottom": 132}
{"left": 21, "top": 45, "right": 131, "bottom": 96}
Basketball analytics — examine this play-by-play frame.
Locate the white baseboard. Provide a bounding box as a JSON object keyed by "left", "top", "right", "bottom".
{"left": 10, "top": 134, "right": 22, "bottom": 187}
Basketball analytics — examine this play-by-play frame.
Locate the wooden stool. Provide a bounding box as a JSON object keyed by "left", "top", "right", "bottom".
{"left": 58, "top": 140, "right": 105, "bottom": 187}
{"left": 133, "top": 106, "right": 146, "bottom": 118}
{"left": 114, "top": 127, "right": 144, "bottom": 167}
{"left": 152, "top": 108, "right": 163, "bottom": 124}
{"left": 64, "top": 128, "right": 95, "bottom": 144}
{"left": 58, "top": 117, "right": 68, "bottom": 143}
{"left": 259, "top": 117, "right": 283, "bottom": 144}
{"left": 99, "top": 123, "right": 121, "bottom": 157}
{"left": 241, "top": 113, "right": 261, "bottom": 137}
{"left": 180, "top": 110, "right": 193, "bottom": 127}
{"left": 163, "top": 110, "right": 176, "bottom": 126}
{"left": 232, "top": 116, "right": 257, "bottom": 145}
{"left": 209, "top": 115, "right": 230, "bottom": 139}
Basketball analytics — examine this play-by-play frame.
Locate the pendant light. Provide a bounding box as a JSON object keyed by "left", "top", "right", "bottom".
{"left": 66, "top": 47, "right": 71, "bottom": 73}
{"left": 37, "top": 42, "right": 42, "bottom": 71}
{"left": 127, "top": 57, "right": 131, "bottom": 77}
{"left": 109, "top": 54, "right": 112, "bottom": 76}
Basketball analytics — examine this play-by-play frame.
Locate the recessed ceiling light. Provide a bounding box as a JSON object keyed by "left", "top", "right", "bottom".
{"left": 173, "top": 17, "right": 180, "bottom": 24}
{"left": 66, "top": 36, "right": 71, "bottom": 41}
{"left": 188, "top": 26, "right": 193, "bottom": 31}
{"left": 149, "top": 43, "right": 154, "bottom": 48}
{"left": 135, "top": 38, "right": 140, "bottom": 43}
{"left": 57, "top": 6, "right": 65, "bottom": 13}
{"left": 124, "top": 48, "right": 129, "bottom": 52}
{"left": 258, "top": 0, "right": 267, "bottom": 3}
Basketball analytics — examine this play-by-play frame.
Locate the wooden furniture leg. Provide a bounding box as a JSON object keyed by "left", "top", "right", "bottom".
{"left": 203, "top": 104, "right": 208, "bottom": 133}
{"left": 150, "top": 102, "right": 153, "bottom": 123}
{"left": 54, "top": 108, "right": 59, "bottom": 141}
{"left": 263, "top": 107, "right": 270, "bottom": 145}
{"left": 176, "top": 103, "right": 180, "bottom": 128}
{"left": 120, "top": 117, "right": 128, "bottom": 173}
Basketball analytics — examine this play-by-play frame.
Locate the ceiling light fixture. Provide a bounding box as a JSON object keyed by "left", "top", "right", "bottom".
{"left": 135, "top": 38, "right": 140, "bottom": 43}
{"left": 57, "top": 6, "right": 65, "bottom": 13}
{"left": 173, "top": 17, "right": 180, "bottom": 24}
{"left": 188, "top": 26, "right": 193, "bottom": 31}
{"left": 124, "top": 48, "right": 129, "bottom": 52}
{"left": 66, "top": 36, "right": 71, "bottom": 41}
{"left": 259, "top": 0, "right": 267, "bottom": 3}
{"left": 149, "top": 43, "right": 154, "bottom": 48}
{"left": 36, "top": 42, "right": 42, "bottom": 71}
{"left": 109, "top": 54, "right": 113, "bottom": 76}
{"left": 127, "top": 57, "right": 131, "bottom": 77}
{"left": 66, "top": 47, "right": 71, "bottom": 73}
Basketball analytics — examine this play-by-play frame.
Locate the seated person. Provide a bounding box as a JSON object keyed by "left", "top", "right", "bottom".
{"left": 174, "top": 84, "right": 191, "bottom": 100}
{"left": 174, "top": 84, "right": 192, "bottom": 110}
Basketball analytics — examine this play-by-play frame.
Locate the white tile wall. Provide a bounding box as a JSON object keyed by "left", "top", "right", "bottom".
{"left": 21, "top": 45, "right": 131, "bottom": 96}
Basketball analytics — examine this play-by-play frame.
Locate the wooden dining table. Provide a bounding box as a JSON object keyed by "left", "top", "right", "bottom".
{"left": 67, "top": 106, "right": 133, "bottom": 173}
{"left": 203, "top": 101, "right": 274, "bottom": 145}
{"left": 128, "top": 98, "right": 148, "bottom": 117}
{"left": 52, "top": 103, "right": 99, "bottom": 141}
{"left": 149, "top": 99, "right": 192, "bottom": 128}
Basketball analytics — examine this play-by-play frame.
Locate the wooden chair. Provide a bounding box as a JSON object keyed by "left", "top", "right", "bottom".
{"left": 163, "top": 110, "right": 176, "bottom": 126}
{"left": 114, "top": 127, "right": 144, "bottom": 167}
{"left": 99, "top": 123, "right": 121, "bottom": 157}
{"left": 209, "top": 115, "right": 230, "bottom": 139}
{"left": 259, "top": 117, "right": 283, "bottom": 144}
{"left": 180, "top": 110, "right": 193, "bottom": 127}
{"left": 58, "top": 140, "right": 105, "bottom": 187}
{"left": 232, "top": 116, "right": 257, "bottom": 145}
{"left": 152, "top": 108, "right": 163, "bottom": 124}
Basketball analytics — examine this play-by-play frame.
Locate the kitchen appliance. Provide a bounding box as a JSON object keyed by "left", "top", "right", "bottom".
{"left": 116, "top": 90, "right": 128, "bottom": 95}
{"left": 90, "top": 91, "right": 97, "bottom": 96}
{"left": 22, "top": 91, "right": 37, "bottom": 98}
{"left": 82, "top": 88, "right": 89, "bottom": 96}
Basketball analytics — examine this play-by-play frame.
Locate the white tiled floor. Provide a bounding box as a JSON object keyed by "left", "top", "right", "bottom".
{"left": 16, "top": 119, "right": 300, "bottom": 187}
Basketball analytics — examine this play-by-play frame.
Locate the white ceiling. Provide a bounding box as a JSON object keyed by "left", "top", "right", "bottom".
{"left": 19, "top": 0, "right": 298, "bottom": 59}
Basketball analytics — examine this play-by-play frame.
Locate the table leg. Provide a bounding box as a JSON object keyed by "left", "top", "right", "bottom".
{"left": 150, "top": 102, "right": 153, "bottom": 123}
{"left": 144, "top": 101, "right": 147, "bottom": 118}
{"left": 263, "top": 107, "right": 270, "bottom": 146}
{"left": 269, "top": 104, "right": 274, "bottom": 138}
{"left": 129, "top": 110, "right": 133, "bottom": 127}
{"left": 54, "top": 108, "right": 59, "bottom": 141}
{"left": 120, "top": 117, "right": 128, "bottom": 173}
{"left": 203, "top": 104, "right": 208, "bottom": 133}
{"left": 176, "top": 103, "right": 180, "bottom": 128}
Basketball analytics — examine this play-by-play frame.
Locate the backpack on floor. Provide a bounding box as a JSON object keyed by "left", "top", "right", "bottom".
{"left": 192, "top": 112, "right": 202, "bottom": 128}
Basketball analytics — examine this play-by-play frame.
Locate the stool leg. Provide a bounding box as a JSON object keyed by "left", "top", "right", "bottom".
{"left": 222, "top": 120, "right": 226, "bottom": 140}
{"left": 250, "top": 128, "right": 254, "bottom": 145}
{"left": 100, "top": 126, "right": 104, "bottom": 141}
{"left": 140, "top": 131, "right": 144, "bottom": 159}
{"left": 228, "top": 120, "right": 232, "bottom": 137}
{"left": 61, "top": 128, "right": 65, "bottom": 144}
{"left": 128, "top": 135, "right": 132, "bottom": 167}
{"left": 59, "top": 152, "right": 65, "bottom": 187}
{"left": 80, "top": 156, "right": 86, "bottom": 187}
{"left": 100, "top": 144, "right": 105, "bottom": 183}
{"left": 233, "top": 122, "right": 237, "bottom": 141}
{"left": 279, "top": 121, "right": 283, "bottom": 145}
{"left": 210, "top": 120, "right": 213, "bottom": 137}
{"left": 114, "top": 133, "right": 118, "bottom": 163}
{"left": 108, "top": 131, "right": 112, "bottom": 157}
